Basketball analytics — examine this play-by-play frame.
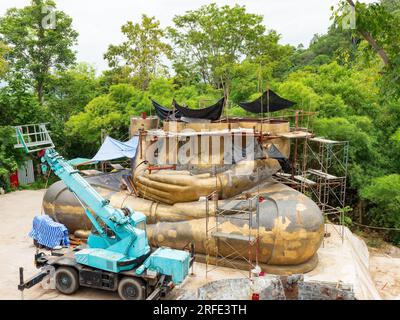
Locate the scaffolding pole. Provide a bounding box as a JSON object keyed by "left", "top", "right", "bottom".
{"left": 274, "top": 134, "right": 349, "bottom": 243}
{"left": 205, "top": 191, "right": 260, "bottom": 280}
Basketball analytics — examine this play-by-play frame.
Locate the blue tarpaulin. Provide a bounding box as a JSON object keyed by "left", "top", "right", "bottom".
{"left": 91, "top": 136, "right": 139, "bottom": 162}
{"left": 29, "top": 215, "right": 69, "bottom": 249}
{"left": 67, "top": 157, "right": 99, "bottom": 167}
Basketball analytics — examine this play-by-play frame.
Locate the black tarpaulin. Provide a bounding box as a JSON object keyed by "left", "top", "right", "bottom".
{"left": 151, "top": 99, "right": 182, "bottom": 120}
{"left": 173, "top": 98, "right": 225, "bottom": 121}
{"left": 239, "top": 90, "right": 295, "bottom": 114}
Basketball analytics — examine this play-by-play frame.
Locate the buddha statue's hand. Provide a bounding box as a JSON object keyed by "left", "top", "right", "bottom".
{"left": 134, "top": 160, "right": 276, "bottom": 204}
{"left": 134, "top": 169, "right": 214, "bottom": 204}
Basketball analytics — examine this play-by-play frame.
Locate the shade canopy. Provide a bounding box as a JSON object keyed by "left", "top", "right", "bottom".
{"left": 91, "top": 136, "right": 139, "bottom": 161}
{"left": 151, "top": 99, "right": 182, "bottom": 121}
{"left": 152, "top": 98, "right": 225, "bottom": 121}
{"left": 173, "top": 98, "right": 225, "bottom": 121}
{"left": 239, "top": 90, "right": 295, "bottom": 114}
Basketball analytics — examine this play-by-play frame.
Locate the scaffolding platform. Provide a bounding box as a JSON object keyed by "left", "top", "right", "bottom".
{"left": 14, "top": 123, "right": 54, "bottom": 153}
{"left": 274, "top": 132, "right": 349, "bottom": 243}
{"left": 294, "top": 175, "right": 317, "bottom": 185}
{"left": 205, "top": 191, "right": 260, "bottom": 279}
{"left": 278, "top": 131, "right": 313, "bottom": 139}
{"left": 310, "top": 137, "right": 344, "bottom": 144}
{"left": 307, "top": 169, "right": 339, "bottom": 180}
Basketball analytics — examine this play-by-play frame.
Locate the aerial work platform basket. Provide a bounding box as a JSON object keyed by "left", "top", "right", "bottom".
{"left": 14, "top": 123, "right": 54, "bottom": 153}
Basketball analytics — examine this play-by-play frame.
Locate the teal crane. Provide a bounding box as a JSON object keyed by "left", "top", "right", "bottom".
{"left": 16, "top": 124, "right": 192, "bottom": 300}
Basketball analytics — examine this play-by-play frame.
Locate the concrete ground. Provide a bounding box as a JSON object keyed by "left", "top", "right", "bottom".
{"left": 0, "top": 190, "right": 118, "bottom": 300}
{"left": 0, "top": 190, "right": 245, "bottom": 300}
{"left": 369, "top": 254, "right": 400, "bottom": 299}
{"left": 0, "top": 190, "right": 399, "bottom": 300}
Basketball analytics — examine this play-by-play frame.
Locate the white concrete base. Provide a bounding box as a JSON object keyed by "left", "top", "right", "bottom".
{"left": 305, "top": 224, "right": 381, "bottom": 300}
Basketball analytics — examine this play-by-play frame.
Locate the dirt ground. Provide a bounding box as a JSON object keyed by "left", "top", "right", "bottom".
{"left": 0, "top": 190, "right": 118, "bottom": 300}
{"left": 0, "top": 190, "right": 399, "bottom": 300}
{"left": 369, "top": 246, "right": 400, "bottom": 300}
{"left": 0, "top": 190, "right": 244, "bottom": 300}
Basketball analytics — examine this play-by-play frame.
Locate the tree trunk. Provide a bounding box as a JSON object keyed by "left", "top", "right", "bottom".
{"left": 346, "top": 0, "right": 390, "bottom": 66}
{"left": 37, "top": 81, "right": 44, "bottom": 105}
{"left": 359, "top": 31, "right": 390, "bottom": 65}
{"left": 355, "top": 198, "right": 367, "bottom": 224}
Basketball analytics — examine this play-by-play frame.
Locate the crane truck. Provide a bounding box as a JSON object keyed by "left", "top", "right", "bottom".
{"left": 16, "top": 127, "right": 194, "bottom": 300}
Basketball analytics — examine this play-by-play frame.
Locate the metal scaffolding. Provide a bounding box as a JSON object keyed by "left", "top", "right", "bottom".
{"left": 205, "top": 191, "right": 260, "bottom": 279}
{"left": 275, "top": 135, "right": 349, "bottom": 242}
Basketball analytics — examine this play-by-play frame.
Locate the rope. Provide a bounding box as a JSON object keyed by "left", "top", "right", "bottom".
{"left": 120, "top": 191, "right": 131, "bottom": 209}
{"left": 352, "top": 221, "right": 400, "bottom": 232}
{"left": 120, "top": 160, "right": 149, "bottom": 208}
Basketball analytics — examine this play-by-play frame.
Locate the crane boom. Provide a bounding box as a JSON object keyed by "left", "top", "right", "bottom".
{"left": 43, "top": 149, "right": 128, "bottom": 238}
{"left": 41, "top": 148, "right": 151, "bottom": 272}
{"left": 15, "top": 124, "right": 191, "bottom": 288}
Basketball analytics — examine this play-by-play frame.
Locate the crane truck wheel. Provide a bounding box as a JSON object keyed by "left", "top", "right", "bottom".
{"left": 118, "top": 277, "right": 145, "bottom": 300}
{"left": 55, "top": 267, "right": 79, "bottom": 295}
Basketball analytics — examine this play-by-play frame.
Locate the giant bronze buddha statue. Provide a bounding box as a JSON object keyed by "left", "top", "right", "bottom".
{"left": 42, "top": 117, "right": 324, "bottom": 274}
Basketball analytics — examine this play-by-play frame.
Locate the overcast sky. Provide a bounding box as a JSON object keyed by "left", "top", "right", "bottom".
{"left": 0, "top": 0, "right": 376, "bottom": 72}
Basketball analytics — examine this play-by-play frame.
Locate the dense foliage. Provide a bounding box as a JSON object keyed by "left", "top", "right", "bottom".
{"left": 361, "top": 174, "right": 400, "bottom": 243}
{"left": 0, "top": 1, "right": 399, "bottom": 243}
{"left": 0, "top": 0, "right": 78, "bottom": 103}
{"left": 0, "top": 41, "right": 8, "bottom": 76}
{"left": 104, "top": 15, "right": 172, "bottom": 90}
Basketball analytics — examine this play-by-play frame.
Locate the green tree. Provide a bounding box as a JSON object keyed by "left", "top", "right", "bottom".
{"left": 0, "top": 0, "right": 78, "bottom": 103}
{"left": 45, "top": 63, "right": 100, "bottom": 121}
{"left": 292, "top": 26, "right": 358, "bottom": 68}
{"left": 0, "top": 42, "right": 9, "bottom": 77}
{"left": 361, "top": 174, "right": 400, "bottom": 244}
{"left": 65, "top": 84, "right": 142, "bottom": 156}
{"left": 389, "top": 127, "right": 400, "bottom": 171}
{"left": 313, "top": 117, "right": 382, "bottom": 190}
{"left": 104, "top": 15, "right": 171, "bottom": 90}
{"left": 276, "top": 61, "right": 380, "bottom": 118}
{"left": 41, "top": 63, "right": 100, "bottom": 156}
{"left": 218, "top": 61, "right": 262, "bottom": 105}
{"left": 0, "top": 126, "right": 25, "bottom": 191}
{"left": 168, "top": 4, "right": 285, "bottom": 88}
{"left": 335, "top": 0, "right": 400, "bottom": 96}
{"left": 0, "top": 85, "right": 42, "bottom": 126}
{"left": 65, "top": 79, "right": 222, "bottom": 157}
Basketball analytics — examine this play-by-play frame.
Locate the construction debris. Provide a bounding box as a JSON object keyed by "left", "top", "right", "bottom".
{"left": 179, "top": 275, "right": 356, "bottom": 300}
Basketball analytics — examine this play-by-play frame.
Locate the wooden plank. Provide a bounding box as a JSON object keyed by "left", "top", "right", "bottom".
{"left": 308, "top": 169, "right": 338, "bottom": 180}
{"left": 278, "top": 131, "right": 313, "bottom": 139}
{"left": 293, "top": 175, "right": 317, "bottom": 185}
{"left": 275, "top": 172, "right": 292, "bottom": 178}
{"left": 310, "top": 137, "right": 343, "bottom": 144}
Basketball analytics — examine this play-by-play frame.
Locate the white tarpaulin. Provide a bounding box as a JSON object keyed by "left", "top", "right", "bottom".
{"left": 304, "top": 224, "right": 382, "bottom": 300}
{"left": 91, "top": 136, "right": 139, "bottom": 161}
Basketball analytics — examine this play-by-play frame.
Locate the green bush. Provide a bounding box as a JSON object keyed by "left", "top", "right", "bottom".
{"left": 361, "top": 174, "right": 400, "bottom": 244}
{"left": 0, "top": 126, "right": 25, "bottom": 191}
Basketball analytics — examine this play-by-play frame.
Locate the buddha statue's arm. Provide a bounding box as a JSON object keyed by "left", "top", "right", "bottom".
{"left": 134, "top": 159, "right": 279, "bottom": 204}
